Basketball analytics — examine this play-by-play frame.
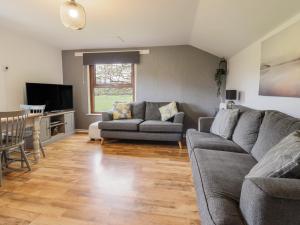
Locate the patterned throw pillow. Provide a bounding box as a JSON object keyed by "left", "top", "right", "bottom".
{"left": 112, "top": 102, "right": 132, "bottom": 120}
{"left": 210, "top": 109, "right": 239, "bottom": 139}
{"left": 159, "top": 101, "right": 178, "bottom": 121}
{"left": 246, "top": 131, "right": 300, "bottom": 178}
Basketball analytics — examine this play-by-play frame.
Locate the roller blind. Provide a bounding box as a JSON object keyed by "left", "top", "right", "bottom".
{"left": 83, "top": 51, "right": 140, "bottom": 65}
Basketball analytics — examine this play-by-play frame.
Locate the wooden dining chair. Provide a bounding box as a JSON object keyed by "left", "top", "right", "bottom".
{"left": 20, "top": 105, "right": 46, "bottom": 158}
{"left": 0, "top": 110, "right": 31, "bottom": 186}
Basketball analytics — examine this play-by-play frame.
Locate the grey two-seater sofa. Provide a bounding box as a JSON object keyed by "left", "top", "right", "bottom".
{"left": 186, "top": 106, "right": 300, "bottom": 225}
{"left": 99, "top": 101, "right": 184, "bottom": 148}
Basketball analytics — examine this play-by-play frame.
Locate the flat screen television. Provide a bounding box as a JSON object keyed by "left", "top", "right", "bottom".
{"left": 26, "top": 83, "right": 73, "bottom": 112}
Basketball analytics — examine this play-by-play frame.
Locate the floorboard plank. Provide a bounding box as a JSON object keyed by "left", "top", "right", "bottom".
{"left": 0, "top": 134, "right": 200, "bottom": 225}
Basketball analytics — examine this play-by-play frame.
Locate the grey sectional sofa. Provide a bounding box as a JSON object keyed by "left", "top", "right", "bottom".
{"left": 99, "top": 101, "right": 184, "bottom": 148}
{"left": 186, "top": 106, "right": 300, "bottom": 225}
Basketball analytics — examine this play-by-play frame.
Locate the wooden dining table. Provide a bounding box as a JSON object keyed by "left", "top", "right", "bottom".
{"left": 1, "top": 114, "right": 43, "bottom": 162}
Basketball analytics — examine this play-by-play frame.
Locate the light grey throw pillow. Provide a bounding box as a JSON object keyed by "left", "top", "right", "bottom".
{"left": 246, "top": 131, "right": 300, "bottom": 178}
{"left": 159, "top": 101, "right": 178, "bottom": 121}
{"left": 210, "top": 109, "right": 239, "bottom": 139}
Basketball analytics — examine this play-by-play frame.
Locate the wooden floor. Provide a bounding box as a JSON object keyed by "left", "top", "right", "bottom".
{"left": 0, "top": 134, "right": 200, "bottom": 225}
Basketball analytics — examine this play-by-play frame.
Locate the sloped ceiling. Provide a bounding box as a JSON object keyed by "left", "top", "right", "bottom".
{"left": 190, "top": 0, "right": 300, "bottom": 57}
{"left": 0, "top": 0, "right": 300, "bottom": 57}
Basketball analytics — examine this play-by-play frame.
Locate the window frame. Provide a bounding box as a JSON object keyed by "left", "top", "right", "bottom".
{"left": 89, "top": 64, "right": 135, "bottom": 114}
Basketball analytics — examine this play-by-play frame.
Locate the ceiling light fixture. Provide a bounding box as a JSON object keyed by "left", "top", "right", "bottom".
{"left": 60, "top": 0, "right": 86, "bottom": 30}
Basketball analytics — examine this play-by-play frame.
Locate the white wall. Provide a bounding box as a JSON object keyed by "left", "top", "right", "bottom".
{"left": 227, "top": 13, "right": 300, "bottom": 118}
{"left": 0, "top": 27, "right": 63, "bottom": 111}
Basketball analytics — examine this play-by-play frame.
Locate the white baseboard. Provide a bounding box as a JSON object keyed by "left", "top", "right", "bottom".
{"left": 76, "top": 129, "right": 88, "bottom": 134}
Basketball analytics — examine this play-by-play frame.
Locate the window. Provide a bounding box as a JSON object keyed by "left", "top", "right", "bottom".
{"left": 89, "top": 64, "right": 135, "bottom": 113}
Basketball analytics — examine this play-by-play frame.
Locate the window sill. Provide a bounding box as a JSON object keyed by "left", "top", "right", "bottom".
{"left": 86, "top": 113, "right": 102, "bottom": 116}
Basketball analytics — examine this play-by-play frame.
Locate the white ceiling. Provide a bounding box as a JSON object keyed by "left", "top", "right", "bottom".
{"left": 191, "top": 0, "right": 300, "bottom": 57}
{"left": 0, "top": 0, "right": 300, "bottom": 57}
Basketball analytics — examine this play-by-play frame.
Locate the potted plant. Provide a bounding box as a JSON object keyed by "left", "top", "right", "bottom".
{"left": 215, "top": 58, "right": 227, "bottom": 101}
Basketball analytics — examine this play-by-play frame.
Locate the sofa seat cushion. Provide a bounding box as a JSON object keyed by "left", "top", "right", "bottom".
{"left": 99, "top": 119, "right": 143, "bottom": 131}
{"left": 139, "top": 120, "right": 183, "bottom": 133}
{"left": 190, "top": 149, "right": 257, "bottom": 225}
{"left": 194, "top": 149, "right": 257, "bottom": 201}
{"left": 186, "top": 129, "right": 245, "bottom": 154}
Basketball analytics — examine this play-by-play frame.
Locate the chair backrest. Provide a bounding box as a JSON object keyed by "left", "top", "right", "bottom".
{"left": 0, "top": 110, "right": 28, "bottom": 150}
{"left": 20, "top": 105, "right": 45, "bottom": 115}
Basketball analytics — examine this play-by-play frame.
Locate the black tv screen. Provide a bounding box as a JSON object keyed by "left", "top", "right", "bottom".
{"left": 26, "top": 83, "right": 73, "bottom": 112}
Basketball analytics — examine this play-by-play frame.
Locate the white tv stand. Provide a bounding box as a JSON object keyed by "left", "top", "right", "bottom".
{"left": 40, "top": 110, "right": 75, "bottom": 145}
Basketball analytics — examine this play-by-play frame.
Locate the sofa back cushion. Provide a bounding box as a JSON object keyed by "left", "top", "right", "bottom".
{"left": 251, "top": 111, "right": 300, "bottom": 161}
{"left": 131, "top": 102, "right": 145, "bottom": 120}
{"left": 210, "top": 109, "right": 239, "bottom": 139}
{"left": 232, "top": 109, "right": 264, "bottom": 152}
{"left": 145, "top": 102, "right": 178, "bottom": 121}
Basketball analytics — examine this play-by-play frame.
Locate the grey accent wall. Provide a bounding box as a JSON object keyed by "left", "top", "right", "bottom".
{"left": 62, "top": 45, "right": 220, "bottom": 130}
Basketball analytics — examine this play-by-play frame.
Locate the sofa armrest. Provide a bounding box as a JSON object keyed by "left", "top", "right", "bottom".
{"left": 240, "top": 177, "right": 300, "bottom": 225}
{"left": 198, "top": 117, "right": 214, "bottom": 132}
{"left": 101, "top": 111, "right": 113, "bottom": 121}
{"left": 173, "top": 112, "right": 184, "bottom": 124}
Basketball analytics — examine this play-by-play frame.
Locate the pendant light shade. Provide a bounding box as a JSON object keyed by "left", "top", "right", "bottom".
{"left": 60, "top": 0, "right": 86, "bottom": 30}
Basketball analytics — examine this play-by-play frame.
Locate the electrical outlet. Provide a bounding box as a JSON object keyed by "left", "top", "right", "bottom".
{"left": 1, "top": 66, "right": 9, "bottom": 71}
